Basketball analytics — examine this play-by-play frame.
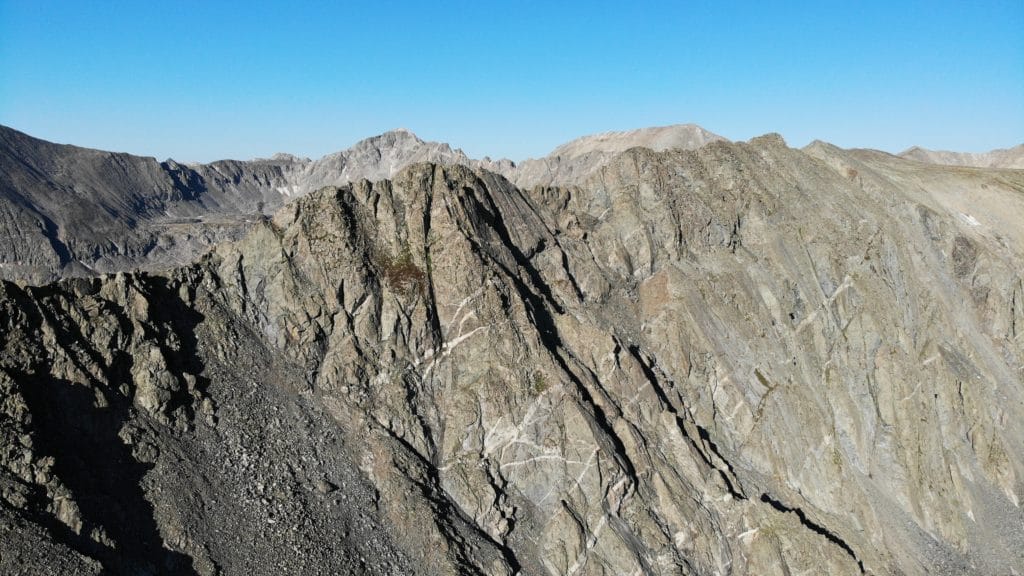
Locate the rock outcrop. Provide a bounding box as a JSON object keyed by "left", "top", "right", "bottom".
{"left": 1, "top": 131, "right": 1022, "bottom": 574}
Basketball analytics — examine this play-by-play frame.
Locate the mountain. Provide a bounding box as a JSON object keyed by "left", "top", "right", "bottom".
{"left": 1, "top": 130, "right": 1022, "bottom": 575}
{"left": 548, "top": 123, "right": 724, "bottom": 157}
{"left": 899, "top": 143, "right": 1024, "bottom": 169}
{"left": 503, "top": 124, "right": 726, "bottom": 187}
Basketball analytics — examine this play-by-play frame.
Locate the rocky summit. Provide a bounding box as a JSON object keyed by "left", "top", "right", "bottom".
{"left": 0, "top": 126, "right": 1023, "bottom": 575}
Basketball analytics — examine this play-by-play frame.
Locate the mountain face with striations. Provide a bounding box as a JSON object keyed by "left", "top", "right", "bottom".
{"left": 1, "top": 125, "right": 1023, "bottom": 575}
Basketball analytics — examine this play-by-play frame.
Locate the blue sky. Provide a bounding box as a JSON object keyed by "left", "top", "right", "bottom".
{"left": 1, "top": 1, "right": 1021, "bottom": 162}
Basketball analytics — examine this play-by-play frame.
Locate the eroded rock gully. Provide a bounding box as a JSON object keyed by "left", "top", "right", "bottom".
{"left": 2, "top": 137, "right": 1023, "bottom": 575}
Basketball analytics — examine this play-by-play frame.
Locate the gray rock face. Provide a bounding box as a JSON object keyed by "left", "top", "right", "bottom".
{"left": 288, "top": 128, "right": 478, "bottom": 193}
{"left": 0, "top": 124, "right": 294, "bottom": 282}
{"left": 899, "top": 143, "right": 1024, "bottom": 169}
{"left": 1, "top": 131, "right": 1022, "bottom": 575}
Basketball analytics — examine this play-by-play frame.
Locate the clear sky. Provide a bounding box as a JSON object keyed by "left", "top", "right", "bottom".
{"left": 1, "top": 1, "right": 1021, "bottom": 162}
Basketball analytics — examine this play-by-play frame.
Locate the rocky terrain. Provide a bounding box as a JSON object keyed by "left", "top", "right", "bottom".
{"left": 1, "top": 126, "right": 1023, "bottom": 575}
{"left": 899, "top": 143, "right": 1024, "bottom": 169}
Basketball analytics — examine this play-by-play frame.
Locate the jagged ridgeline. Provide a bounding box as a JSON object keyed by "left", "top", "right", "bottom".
{"left": 1, "top": 128, "right": 1023, "bottom": 575}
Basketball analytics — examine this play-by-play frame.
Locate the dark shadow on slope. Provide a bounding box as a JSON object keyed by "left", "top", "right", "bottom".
{"left": 10, "top": 276, "right": 209, "bottom": 575}
{"left": 624, "top": 342, "right": 747, "bottom": 501}
{"left": 18, "top": 371, "right": 197, "bottom": 575}
{"left": 760, "top": 493, "right": 865, "bottom": 573}
{"left": 141, "top": 274, "right": 210, "bottom": 420}
{"left": 160, "top": 161, "right": 207, "bottom": 203}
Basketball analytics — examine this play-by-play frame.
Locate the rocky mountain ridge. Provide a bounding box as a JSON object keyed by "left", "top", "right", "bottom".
{"left": 5, "top": 123, "right": 1018, "bottom": 285}
{"left": 0, "top": 124, "right": 724, "bottom": 283}
{"left": 0, "top": 125, "right": 472, "bottom": 282}
{"left": 1, "top": 128, "right": 1022, "bottom": 575}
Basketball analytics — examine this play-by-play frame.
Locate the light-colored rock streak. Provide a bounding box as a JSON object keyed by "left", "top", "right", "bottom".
{"left": 444, "top": 288, "right": 484, "bottom": 329}
{"left": 795, "top": 274, "right": 852, "bottom": 333}
{"left": 538, "top": 448, "right": 600, "bottom": 505}
{"left": 499, "top": 454, "right": 588, "bottom": 470}
{"left": 483, "top": 395, "right": 548, "bottom": 457}
{"left": 565, "top": 514, "right": 610, "bottom": 576}
{"left": 418, "top": 325, "right": 489, "bottom": 377}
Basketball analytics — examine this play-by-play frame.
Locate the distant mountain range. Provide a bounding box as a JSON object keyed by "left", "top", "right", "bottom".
{"left": 1, "top": 123, "right": 1020, "bottom": 282}
{"left": 899, "top": 143, "right": 1024, "bottom": 169}
{"left": 0, "top": 124, "right": 726, "bottom": 281}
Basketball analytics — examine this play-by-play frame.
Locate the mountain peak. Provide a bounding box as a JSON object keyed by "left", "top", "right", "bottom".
{"left": 547, "top": 123, "right": 726, "bottom": 158}
{"left": 3, "top": 123, "right": 1024, "bottom": 575}
{"left": 368, "top": 128, "right": 423, "bottom": 143}
{"left": 267, "top": 152, "right": 311, "bottom": 163}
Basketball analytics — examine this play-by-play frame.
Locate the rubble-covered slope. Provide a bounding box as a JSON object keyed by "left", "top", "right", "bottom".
{"left": 1, "top": 136, "right": 1023, "bottom": 575}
